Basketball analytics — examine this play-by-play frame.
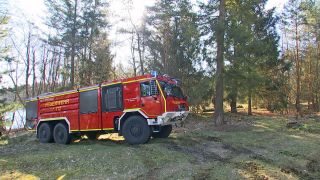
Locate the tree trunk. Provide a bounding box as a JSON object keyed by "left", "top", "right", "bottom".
{"left": 162, "top": 20, "right": 170, "bottom": 74}
{"left": 8, "top": 72, "right": 24, "bottom": 106}
{"left": 7, "top": 112, "right": 15, "bottom": 134}
{"left": 131, "top": 31, "right": 137, "bottom": 76}
{"left": 248, "top": 91, "right": 252, "bottom": 115}
{"left": 315, "top": 35, "right": 320, "bottom": 112}
{"left": 230, "top": 93, "right": 237, "bottom": 113}
{"left": 47, "top": 48, "right": 55, "bottom": 91}
{"left": 137, "top": 32, "right": 144, "bottom": 75}
{"left": 53, "top": 48, "right": 62, "bottom": 91}
{"left": 32, "top": 49, "right": 36, "bottom": 97}
{"left": 42, "top": 47, "right": 49, "bottom": 93}
{"left": 25, "top": 31, "right": 31, "bottom": 98}
{"left": 294, "top": 17, "right": 301, "bottom": 117}
{"left": 62, "top": 55, "right": 69, "bottom": 89}
{"left": 308, "top": 45, "right": 313, "bottom": 111}
{"left": 214, "top": 0, "right": 226, "bottom": 126}
{"left": 70, "top": 0, "right": 78, "bottom": 89}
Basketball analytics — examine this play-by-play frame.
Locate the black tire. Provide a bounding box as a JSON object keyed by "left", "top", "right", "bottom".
{"left": 122, "top": 115, "right": 151, "bottom": 145}
{"left": 38, "top": 123, "right": 54, "bottom": 143}
{"left": 152, "top": 125, "right": 172, "bottom": 138}
{"left": 86, "top": 132, "right": 100, "bottom": 140}
{"left": 53, "top": 123, "right": 71, "bottom": 144}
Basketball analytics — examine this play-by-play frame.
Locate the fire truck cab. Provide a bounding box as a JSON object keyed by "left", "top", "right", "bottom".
{"left": 25, "top": 73, "right": 189, "bottom": 144}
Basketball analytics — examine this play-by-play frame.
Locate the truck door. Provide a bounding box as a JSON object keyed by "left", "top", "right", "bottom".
{"left": 140, "top": 80, "right": 162, "bottom": 117}
{"left": 79, "top": 89, "right": 101, "bottom": 130}
{"left": 101, "top": 84, "right": 124, "bottom": 129}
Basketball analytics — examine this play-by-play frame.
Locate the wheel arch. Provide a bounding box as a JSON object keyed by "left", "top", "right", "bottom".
{"left": 36, "top": 117, "right": 71, "bottom": 135}
{"left": 118, "top": 110, "right": 148, "bottom": 133}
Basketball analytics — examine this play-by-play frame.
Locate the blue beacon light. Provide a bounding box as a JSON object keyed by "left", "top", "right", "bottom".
{"left": 151, "top": 70, "right": 158, "bottom": 77}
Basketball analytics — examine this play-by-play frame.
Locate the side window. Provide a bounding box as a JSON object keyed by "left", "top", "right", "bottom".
{"left": 80, "top": 89, "right": 98, "bottom": 114}
{"left": 141, "top": 80, "right": 158, "bottom": 97}
{"left": 102, "top": 85, "right": 123, "bottom": 112}
{"left": 141, "top": 81, "right": 151, "bottom": 97}
{"left": 26, "top": 101, "right": 38, "bottom": 120}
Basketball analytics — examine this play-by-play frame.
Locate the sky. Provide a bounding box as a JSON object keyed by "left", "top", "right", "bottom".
{"left": 2, "top": 0, "right": 288, "bottom": 87}
{"left": 7, "top": 0, "right": 288, "bottom": 64}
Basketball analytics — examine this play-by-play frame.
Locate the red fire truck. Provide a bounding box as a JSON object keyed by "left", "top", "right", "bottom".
{"left": 25, "top": 73, "right": 189, "bottom": 144}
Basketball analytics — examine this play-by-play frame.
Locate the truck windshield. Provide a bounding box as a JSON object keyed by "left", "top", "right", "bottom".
{"left": 159, "top": 81, "right": 184, "bottom": 98}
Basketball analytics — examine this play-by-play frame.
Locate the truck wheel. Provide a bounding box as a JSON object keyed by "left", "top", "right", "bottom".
{"left": 38, "top": 123, "right": 54, "bottom": 143}
{"left": 122, "top": 115, "right": 151, "bottom": 145}
{"left": 53, "top": 123, "right": 71, "bottom": 144}
{"left": 152, "top": 125, "right": 172, "bottom": 138}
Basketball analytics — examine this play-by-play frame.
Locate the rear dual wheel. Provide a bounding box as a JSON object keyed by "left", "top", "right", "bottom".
{"left": 53, "top": 123, "right": 71, "bottom": 144}
{"left": 38, "top": 122, "right": 71, "bottom": 144}
{"left": 38, "top": 123, "right": 54, "bottom": 143}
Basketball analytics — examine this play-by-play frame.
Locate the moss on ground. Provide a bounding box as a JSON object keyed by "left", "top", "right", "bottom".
{"left": 1, "top": 113, "right": 320, "bottom": 179}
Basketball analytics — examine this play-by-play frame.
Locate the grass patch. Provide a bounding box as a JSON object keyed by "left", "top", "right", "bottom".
{"left": 1, "top": 113, "right": 320, "bottom": 179}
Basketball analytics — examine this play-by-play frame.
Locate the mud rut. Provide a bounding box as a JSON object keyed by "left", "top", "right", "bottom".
{"left": 150, "top": 135, "right": 318, "bottom": 179}
{"left": 165, "top": 137, "right": 264, "bottom": 178}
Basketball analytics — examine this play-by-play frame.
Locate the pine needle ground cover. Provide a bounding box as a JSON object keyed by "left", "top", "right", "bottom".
{"left": 1, "top": 113, "right": 320, "bottom": 179}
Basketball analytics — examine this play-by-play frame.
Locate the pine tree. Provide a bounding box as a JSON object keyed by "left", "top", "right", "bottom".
{"left": 45, "top": 0, "right": 112, "bottom": 88}
{"left": 0, "top": 1, "right": 9, "bottom": 134}
{"left": 46, "top": 0, "right": 80, "bottom": 88}
{"left": 145, "top": 0, "right": 203, "bottom": 105}
{"left": 223, "top": 0, "right": 279, "bottom": 115}
{"left": 283, "top": 0, "right": 307, "bottom": 116}
{"left": 214, "top": 0, "right": 226, "bottom": 124}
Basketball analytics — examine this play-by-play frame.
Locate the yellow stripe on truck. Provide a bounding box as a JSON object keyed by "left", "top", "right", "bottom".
{"left": 156, "top": 80, "right": 166, "bottom": 112}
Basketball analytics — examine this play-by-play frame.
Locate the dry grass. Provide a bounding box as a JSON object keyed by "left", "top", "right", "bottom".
{"left": 1, "top": 112, "right": 320, "bottom": 179}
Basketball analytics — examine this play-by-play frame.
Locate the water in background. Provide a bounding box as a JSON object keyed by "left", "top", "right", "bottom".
{"left": 3, "top": 109, "right": 26, "bottom": 130}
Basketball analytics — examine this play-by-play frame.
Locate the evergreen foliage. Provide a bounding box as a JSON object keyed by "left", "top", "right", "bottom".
{"left": 1, "top": 0, "right": 320, "bottom": 118}
{"left": 45, "top": 0, "right": 113, "bottom": 88}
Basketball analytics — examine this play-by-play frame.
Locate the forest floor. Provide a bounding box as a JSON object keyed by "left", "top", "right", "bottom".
{"left": 1, "top": 111, "right": 320, "bottom": 179}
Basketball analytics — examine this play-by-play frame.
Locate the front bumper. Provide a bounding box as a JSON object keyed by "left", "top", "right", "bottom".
{"left": 147, "top": 111, "right": 189, "bottom": 125}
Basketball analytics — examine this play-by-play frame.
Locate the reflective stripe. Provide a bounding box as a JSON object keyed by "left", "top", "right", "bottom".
{"left": 39, "top": 117, "right": 67, "bottom": 121}
{"left": 124, "top": 108, "right": 141, "bottom": 112}
{"left": 79, "top": 87, "right": 99, "bottom": 92}
{"left": 156, "top": 80, "right": 166, "bottom": 112}
{"left": 37, "top": 117, "right": 71, "bottom": 133}
{"left": 70, "top": 128, "right": 113, "bottom": 132}
{"left": 101, "top": 82, "right": 121, "bottom": 87}
{"left": 118, "top": 109, "right": 149, "bottom": 131}
{"left": 78, "top": 129, "right": 101, "bottom": 131}
{"left": 122, "top": 78, "right": 151, "bottom": 84}
{"left": 39, "top": 91, "right": 77, "bottom": 99}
